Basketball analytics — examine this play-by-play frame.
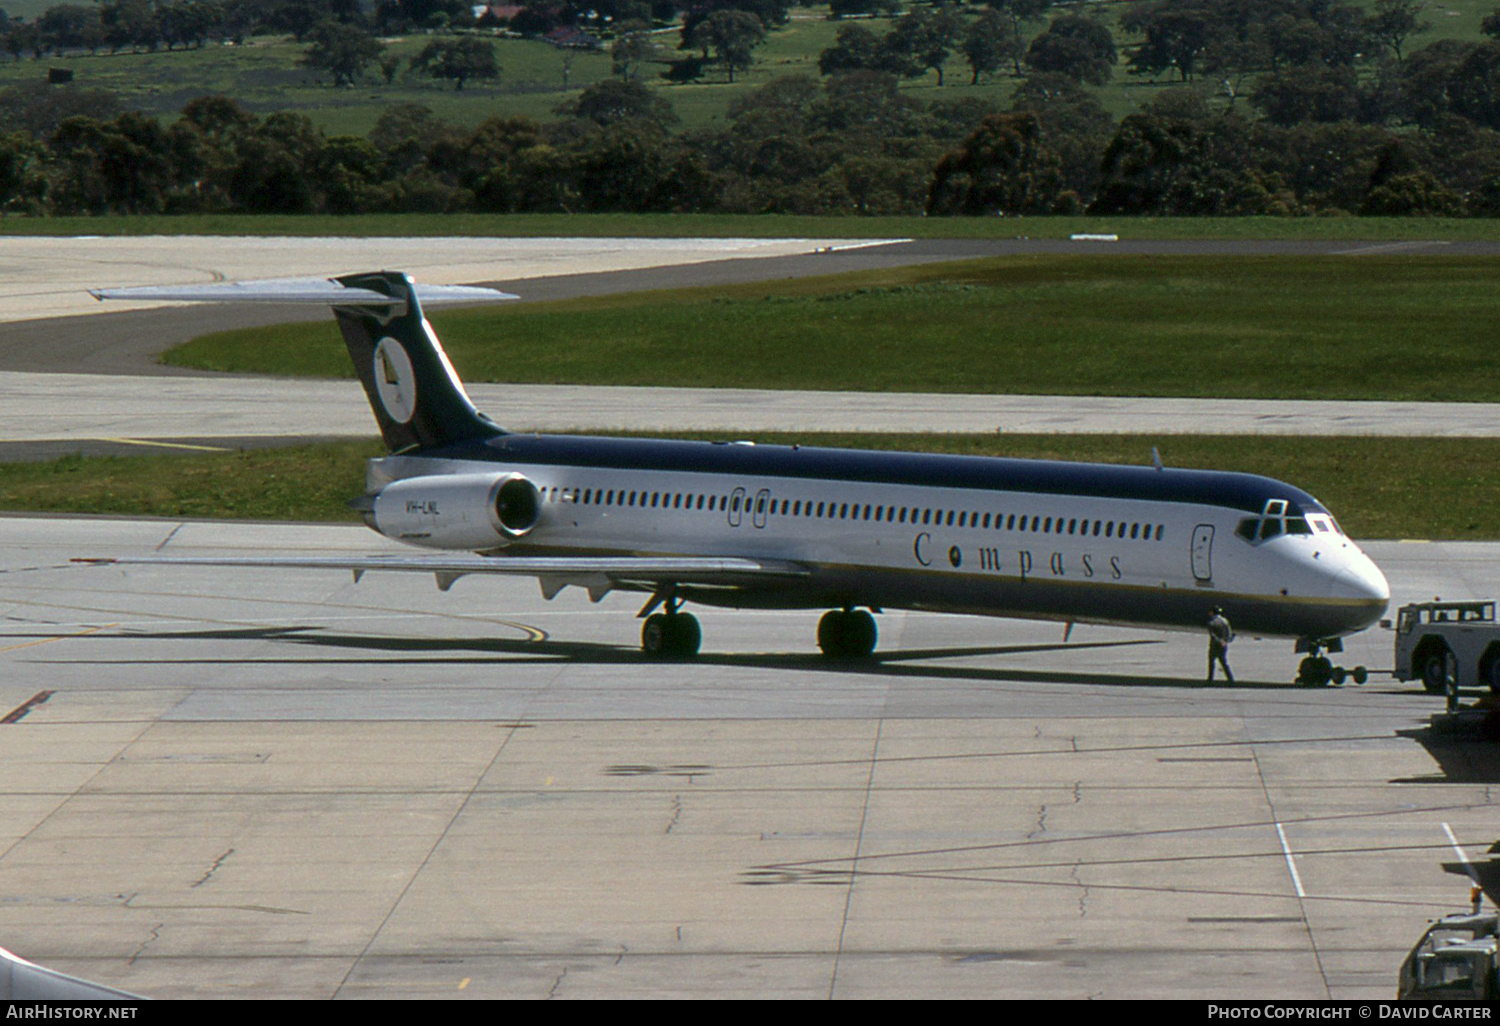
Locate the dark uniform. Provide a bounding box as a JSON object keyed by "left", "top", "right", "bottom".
{"left": 1207, "top": 608, "right": 1234, "bottom": 684}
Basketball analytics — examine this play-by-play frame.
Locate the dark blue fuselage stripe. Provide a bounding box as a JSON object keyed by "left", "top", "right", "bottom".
{"left": 424, "top": 433, "right": 1329, "bottom": 516}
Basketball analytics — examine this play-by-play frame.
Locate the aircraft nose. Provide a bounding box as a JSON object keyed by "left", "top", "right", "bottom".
{"left": 1331, "top": 555, "right": 1390, "bottom": 626}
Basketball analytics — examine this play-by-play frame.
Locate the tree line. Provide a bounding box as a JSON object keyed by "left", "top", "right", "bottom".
{"left": 1, "top": 0, "right": 1499, "bottom": 217}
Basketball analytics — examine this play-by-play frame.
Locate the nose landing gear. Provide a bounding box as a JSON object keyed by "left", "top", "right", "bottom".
{"left": 817, "top": 608, "right": 878, "bottom": 659}
{"left": 1295, "top": 638, "right": 1367, "bottom": 687}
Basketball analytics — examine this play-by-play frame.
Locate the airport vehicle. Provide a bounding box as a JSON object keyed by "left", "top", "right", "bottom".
{"left": 1398, "top": 908, "right": 1499, "bottom": 1000}
{"left": 89, "top": 272, "right": 1390, "bottom": 673}
{"left": 1393, "top": 600, "right": 1500, "bottom": 694}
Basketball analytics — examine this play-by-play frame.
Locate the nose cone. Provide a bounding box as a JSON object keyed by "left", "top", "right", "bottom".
{"left": 1331, "top": 552, "right": 1390, "bottom": 631}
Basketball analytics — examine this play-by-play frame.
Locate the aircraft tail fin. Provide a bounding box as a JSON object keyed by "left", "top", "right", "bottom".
{"left": 92, "top": 272, "right": 516, "bottom": 453}
{"left": 328, "top": 272, "right": 505, "bottom": 452}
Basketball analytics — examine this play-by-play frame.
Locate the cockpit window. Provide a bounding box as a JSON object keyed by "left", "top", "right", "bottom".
{"left": 1237, "top": 499, "right": 1319, "bottom": 545}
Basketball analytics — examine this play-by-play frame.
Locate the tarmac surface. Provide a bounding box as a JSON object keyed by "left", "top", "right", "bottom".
{"left": 0, "top": 516, "right": 1494, "bottom": 999}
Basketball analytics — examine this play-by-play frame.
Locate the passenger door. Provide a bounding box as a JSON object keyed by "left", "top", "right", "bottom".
{"left": 752, "top": 489, "right": 770, "bottom": 529}
{"left": 1191, "top": 524, "right": 1214, "bottom": 582}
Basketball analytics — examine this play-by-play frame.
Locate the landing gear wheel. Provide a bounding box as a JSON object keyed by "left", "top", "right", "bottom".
{"left": 1298, "top": 656, "right": 1334, "bottom": 687}
{"left": 641, "top": 612, "right": 701, "bottom": 660}
{"left": 1352, "top": 665, "right": 1368, "bottom": 685}
{"left": 1332, "top": 665, "right": 1347, "bottom": 686}
{"left": 817, "top": 609, "right": 878, "bottom": 659}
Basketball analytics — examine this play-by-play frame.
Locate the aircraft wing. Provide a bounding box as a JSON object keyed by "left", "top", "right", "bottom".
{"left": 79, "top": 554, "right": 810, "bottom": 603}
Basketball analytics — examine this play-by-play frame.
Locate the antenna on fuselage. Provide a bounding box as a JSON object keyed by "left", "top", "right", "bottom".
{"left": 1151, "top": 447, "right": 1164, "bottom": 472}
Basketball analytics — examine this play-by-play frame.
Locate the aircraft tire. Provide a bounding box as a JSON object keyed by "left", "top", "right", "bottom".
{"left": 642, "top": 613, "right": 701, "bottom": 659}
{"left": 1298, "top": 656, "right": 1333, "bottom": 687}
{"left": 818, "top": 609, "right": 877, "bottom": 659}
{"left": 642, "top": 613, "right": 671, "bottom": 658}
{"left": 666, "top": 612, "right": 702, "bottom": 658}
{"left": 1353, "top": 665, "right": 1368, "bottom": 685}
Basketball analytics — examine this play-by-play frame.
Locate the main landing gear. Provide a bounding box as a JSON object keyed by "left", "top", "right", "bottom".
{"left": 818, "top": 608, "right": 878, "bottom": 659}
{"left": 1295, "top": 638, "right": 1367, "bottom": 687}
{"left": 639, "top": 590, "right": 700, "bottom": 660}
{"left": 637, "top": 598, "right": 880, "bottom": 660}
{"left": 641, "top": 609, "right": 701, "bottom": 659}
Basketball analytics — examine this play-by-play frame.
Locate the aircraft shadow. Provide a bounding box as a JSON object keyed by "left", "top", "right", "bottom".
{"left": 36, "top": 625, "right": 1307, "bottom": 691}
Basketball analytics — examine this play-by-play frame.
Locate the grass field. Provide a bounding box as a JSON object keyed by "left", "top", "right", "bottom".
{"left": 2, "top": 432, "right": 1496, "bottom": 539}
{"left": 5, "top": 212, "right": 1500, "bottom": 239}
{"left": 164, "top": 253, "right": 1500, "bottom": 402}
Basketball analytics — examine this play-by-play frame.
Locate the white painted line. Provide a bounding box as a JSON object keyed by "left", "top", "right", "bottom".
{"left": 1276, "top": 823, "right": 1306, "bottom": 898}
{"left": 815, "top": 238, "right": 911, "bottom": 253}
{"left": 1442, "top": 822, "right": 1479, "bottom": 884}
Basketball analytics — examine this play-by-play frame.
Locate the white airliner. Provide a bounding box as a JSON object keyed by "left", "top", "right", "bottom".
{"left": 91, "top": 271, "right": 1390, "bottom": 683}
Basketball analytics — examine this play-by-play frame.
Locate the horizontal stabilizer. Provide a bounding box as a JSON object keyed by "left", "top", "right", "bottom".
{"left": 90, "top": 277, "right": 517, "bottom": 306}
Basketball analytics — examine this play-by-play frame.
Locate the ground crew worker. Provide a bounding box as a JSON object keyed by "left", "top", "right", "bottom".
{"left": 1207, "top": 607, "right": 1234, "bottom": 684}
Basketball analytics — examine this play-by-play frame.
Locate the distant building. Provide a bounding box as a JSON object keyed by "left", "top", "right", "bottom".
{"left": 544, "top": 26, "right": 599, "bottom": 49}
{"left": 473, "top": 4, "right": 524, "bottom": 25}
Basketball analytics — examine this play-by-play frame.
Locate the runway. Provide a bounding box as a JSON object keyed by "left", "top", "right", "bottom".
{"left": 0, "top": 515, "right": 1492, "bottom": 999}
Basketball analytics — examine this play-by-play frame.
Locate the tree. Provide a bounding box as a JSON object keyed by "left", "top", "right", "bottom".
{"left": 885, "top": 4, "right": 964, "bottom": 86}
{"left": 228, "top": 111, "right": 324, "bottom": 212}
{"left": 687, "top": 9, "right": 765, "bottom": 83}
{"left": 1401, "top": 39, "right": 1477, "bottom": 127}
{"left": 0, "top": 130, "right": 44, "bottom": 214}
{"left": 2, "top": 21, "right": 38, "bottom": 62}
{"left": 611, "top": 23, "right": 657, "bottom": 80}
{"left": 1024, "top": 14, "right": 1115, "bottom": 86}
{"left": 300, "top": 19, "right": 383, "bottom": 87}
{"left": 962, "top": 9, "right": 1022, "bottom": 85}
{"left": 50, "top": 112, "right": 175, "bottom": 214}
{"left": 1009, "top": 72, "right": 1116, "bottom": 197}
{"left": 1367, "top": 0, "right": 1430, "bottom": 64}
{"left": 99, "top": 0, "right": 157, "bottom": 53}
{"left": 818, "top": 23, "right": 882, "bottom": 75}
{"left": 1447, "top": 41, "right": 1500, "bottom": 130}
{"left": 157, "top": 0, "right": 223, "bottom": 49}
{"left": 990, "top": 0, "right": 1052, "bottom": 74}
{"left": 1251, "top": 63, "right": 1361, "bottom": 126}
{"left": 926, "top": 111, "right": 1066, "bottom": 214}
{"left": 561, "top": 77, "right": 679, "bottom": 127}
{"left": 1121, "top": 1, "right": 1210, "bottom": 82}
{"left": 411, "top": 37, "right": 500, "bottom": 90}
{"left": 37, "top": 4, "right": 103, "bottom": 53}
{"left": 1360, "top": 170, "right": 1463, "bottom": 215}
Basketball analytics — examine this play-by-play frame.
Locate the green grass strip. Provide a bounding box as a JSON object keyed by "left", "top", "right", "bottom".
{"left": 1, "top": 433, "right": 1495, "bottom": 541}
{"left": 167, "top": 253, "right": 1500, "bottom": 403}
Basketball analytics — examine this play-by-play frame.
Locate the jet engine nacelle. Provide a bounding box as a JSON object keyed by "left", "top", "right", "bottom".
{"left": 370, "top": 472, "right": 540, "bottom": 549}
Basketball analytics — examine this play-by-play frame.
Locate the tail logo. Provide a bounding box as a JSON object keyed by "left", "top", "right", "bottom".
{"left": 373, "top": 337, "right": 417, "bottom": 424}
